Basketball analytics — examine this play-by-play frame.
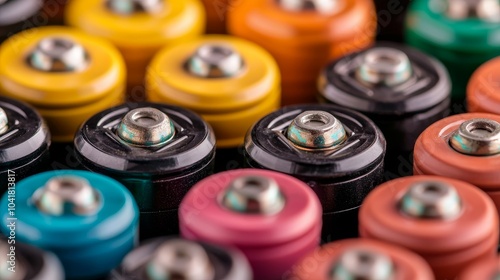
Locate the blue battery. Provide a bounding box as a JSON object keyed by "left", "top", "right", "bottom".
{"left": 0, "top": 170, "right": 139, "bottom": 279}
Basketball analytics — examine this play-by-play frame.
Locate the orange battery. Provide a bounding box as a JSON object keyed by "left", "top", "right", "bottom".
{"left": 467, "top": 57, "right": 500, "bottom": 114}
{"left": 460, "top": 256, "right": 500, "bottom": 280}
{"left": 413, "top": 113, "right": 500, "bottom": 215}
{"left": 289, "top": 239, "right": 434, "bottom": 280}
{"left": 360, "top": 176, "right": 499, "bottom": 280}
{"left": 227, "top": 0, "right": 376, "bottom": 105}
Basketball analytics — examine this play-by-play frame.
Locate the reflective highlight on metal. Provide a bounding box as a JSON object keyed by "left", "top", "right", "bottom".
{"left": 331, "top": 249, "right": 394, "bottom": 280}
{"left": 286, "top": 110, "right": 347, "bottom": 149}
{"left": 117, "top": 107, "right": 175, "bottom": 147}
{"left": 145, "top": 239, "right": 215, "bottom": 280}
{"left": 0, "top": 241, "right": 25, "bottom": 280}
{"left": 450, "top": 118, "right": 500, "bottom": 156}
{"left": 29, "top": 37, "right": 90, "bottom": 72}
{"left": 221, "top": 175, "right": 285, "bottom": 215}
{"left": 277, "top": 0, "right": 338, "bottom": 13}
{"left": 107, "top": 0, "right": 164, "bottom": 14}
{"left": 446, "top": 0, "right": 500, "bottom": 21}
{"left": 0, "top": 107, "right": 7, "bottom": 135}
{"left": 33, "top": 176, "right": 101, "bottom": 216}
{"left": 356, "top": 47, "right": 413, "bottom": 87}
{"left": 187, "top": 44, "right": 244, "bottom": 78}
{"left": 399, "top": 181, "right": 462, "bottom": 220}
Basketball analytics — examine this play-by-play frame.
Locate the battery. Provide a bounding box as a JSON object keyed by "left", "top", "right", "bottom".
{"left": 359, "top": 175, "right": 499, "bottom": 280}
{"left": 319, "top": 42, "right": 450, "bottom": 178}
{"left": 375, "top": 0, "right": 411, "bottom": 42}
{"left": 227, "top": 0, "right": 376, "bottom": 105}
{"left": 65, "top": 0, "right": 205, "bottom": 102}
{"left": 467, "top": 57, "right": 500, "bottom": 114}
{"left": 288, "top": 239, "right": 434, "bottom": 280}
{"left": 460, "top": 256, "right": 500, "bottom": 280}
{"left": 0, "top": 170, "right": 139, "bottom": 279}
{"left": 0, "top": 26, "right": 126, "bottom": 145}
{"left": 179, "top": 169, "right": 322, "bottom": 280}
{"left": 74, "top": 102, "right": 216, "bottom": 240}
{"left": 146, "top": 35, "right": 280, "bottom": 171}
{"left": 0, "top": 96, "right": 50, "bottom": 194}
{"left": 0, "top": 0, "right": 43, "bottom": 43}
{"left": 0, "top": 240, "right": 64, "bottom": 280}
{"left": 413, "top": 113, "right": 500, "bottom": 217}
{"left": 110, "top": 237, "right": 252, "bottom": 280}
{"left": 405, "top": 0, "right": 500, "bottom": 103}
{"left": 244, "top": 104, "right": 386, "bottom": 241}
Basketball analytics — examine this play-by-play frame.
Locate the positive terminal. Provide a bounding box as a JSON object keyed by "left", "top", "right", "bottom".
{"left": 356, "top": 47, "right": 413, "bottom": 87}
{"left": 330, "top": 249, "right": 394, "bottom": 280}
{"left": 446, "top": 0, "right": 500, "bottom": 21}
{"left": 107, "top": 0, "right": 164, "bottom": 15}
{"left": 29, "top": 37, "right": 89, "bottom": 72}
{"left": 450, "top": 118, "right": 500, "bottom": 156}
{"left": 187, "top": 44, "right": 245, "bottom": 78}
{"left": 278, "top": 0, "right": 338, "bottom": 14}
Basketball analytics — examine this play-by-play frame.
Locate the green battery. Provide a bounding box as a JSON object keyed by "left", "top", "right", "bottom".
{"left": 405, "top": 0, "right": 500, "bottom": 103}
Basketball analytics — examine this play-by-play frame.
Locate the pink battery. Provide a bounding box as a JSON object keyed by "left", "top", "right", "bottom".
{"left": 179, "top": 169, "right": 322, "bottom": 280}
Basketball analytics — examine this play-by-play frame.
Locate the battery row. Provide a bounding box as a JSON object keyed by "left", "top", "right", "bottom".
{"left": 1, "top": 0, "right": 500, "bottom": 280}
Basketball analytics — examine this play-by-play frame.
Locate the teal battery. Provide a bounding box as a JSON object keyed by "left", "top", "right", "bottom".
{"left": 0, "top": 170, "right": 139, "bottom": 279}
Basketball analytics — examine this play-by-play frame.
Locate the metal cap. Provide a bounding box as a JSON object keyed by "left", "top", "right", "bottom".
{"left": 446, "top": 0, "right": 500, "bottom": 21}
{"left": 29, "top": 37, "right": 89, "bottom": 72}
{"left": 399, "top": 181, "right": 462, "bottom": 220}
{"left": 33, "top": 176, "right": 101, "bottom": 216}
{"left": 221, "top": 175, "right": 285, "bottom": 215}
{"left": 278, "top": 0, "right": 338, "bottom": 13}
{"left": 331, "top": 249, "right": 394, "bottom": 280}
{"left": 450, "top": 118, "right": 500, "bottom": 156}
{"left": 187, "top": 44, "right": 244, "bottom": 78}
{"left": 0, "top": 107, "right": 8, "bottom": 135}
{"left": 287, "top": 110, "right": 347, "bottom": 149}
{"left": 117, "top": 107, "right": 175, "bottom": 147}
{"left": 0, "top": 240, "right": 26, "bottom": 280}
{"left": 107, "top": 0, "right": 164, "bottom": 14}
{"left": 145, "top": 239, "right": 215, "bottom": 280}
{"left": 356, "top": 47, "right": 412, "bottom": 87}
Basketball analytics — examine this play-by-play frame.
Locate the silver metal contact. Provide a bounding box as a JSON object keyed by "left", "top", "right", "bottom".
{"left": 278, "top": 0, "right": 338, "bottom": 13}
{"left": 356, "top": 47, "right": 412, "bottom": 87}
{"left": 446, "top": 0, "right": 500, "bottom": 21}
{"left": 450, "top": 118, "right": 500, "bottom": 156}
{"left": 116, "top": 107, "right": 175, "bottom": 147}
{"left": 0, "top": 107, "right": 8, "bottom": 135}
{"left": 331, "top": 249, "right": 394, "bottom": 280}
{"left": 29, "top": 37, "right": 89, "bottom": 72}
{"left": 399, "top": 181, "right": 462, "bottom": 220}
{"left": 107, "top": 0, "right": 164, "bottom": 15}
{"left": 187, "top": 44, "right": 244, "bottom": 78}
{"left": 221, "top": 175, "right": 285, "bottom": 215}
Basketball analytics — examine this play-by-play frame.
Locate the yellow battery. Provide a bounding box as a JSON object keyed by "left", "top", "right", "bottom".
{"left": 0, "top": 26, "right": 126, "bottom": 143}
{"left": 65, "top": 0, "right": 205, "bottom": 101}
{"left": 146, "top": 35, "right": 281, "bottom": 148}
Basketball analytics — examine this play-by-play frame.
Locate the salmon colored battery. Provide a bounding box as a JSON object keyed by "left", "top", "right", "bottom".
{"left": 227, "top": 0, "right": 376, "bottom": 105}
{"left": 147, "top": 35, "right": 280, "bottom": 170}
{"left": 289, "top": 239, "right": 434, "bottom": 280}
{"left": 414, "top": 113, "right": 500, "bottom": 216}
{"left": 65, "top": 0, "right": 205, "bottom": 101}
{"left": 179, "top": 169, "right": 322, "bottom": 280}
{"left": 0, "top": 26, "right": 125, "bottom": 143}
{"left": 467, "top": 57, "right": 500, "bottom": 115}
{"left": 359, "top": 176, "right": 499, "bottom": 280}
{"left": 460, "top": 256, "right": 500, "bottom": 280}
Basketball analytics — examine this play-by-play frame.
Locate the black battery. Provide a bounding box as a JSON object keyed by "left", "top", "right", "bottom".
{"left": 244, "top": 104, "right": 386, "bottom": 242}
{"left": 74, "top": 102, "right": 216, "bottom": 240}
{"left": 0, "top": 0, "right": 44, "bottom": 43}
{"left": 0, "top": 96, "right": 50, "bottom": 193}
{"left": 318, "top": 42, "right": 450, "bottom": 179}
{"left": 109, "top": 237, "right": 252, "bottom": 280}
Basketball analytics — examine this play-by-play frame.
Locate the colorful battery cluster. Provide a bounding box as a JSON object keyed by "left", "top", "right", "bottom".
{"left": 111, "top": 237, "right": 252, "bottom": 280}
{"left": 227, "top": 0, "right": 376, "bottom": 105}
{"left": 319, "top": 42, "right": 450, "bottom": 178}
{"left": 74, "top": 102, "right": 216, "bottom": 240}
{"left": 460, "top": 256, "right": 500, "bottom": 280}
{"left": 0, "top": 97, "right": 50, "bottom": 193}
{"left": 244, "top": 104, "right": 386, "bottom": 240}
{"left": 375, "top": 0, "right": 412, "bottom": 42}
{"left": 179, "top": 169, "right": 322, "bottom": 280}
{"left": 405, "top": 0, "right": 500, "bottom": 102}
{"left": 0, "top": 0, "right": 42, "bottom": 43}
{"left": 0, "top": 240, "right": 64, "bottom": 280}
{"left": 360, "top": 175, "right": 499, "bottom": 279}
{"left": 0, "top": 170, "right": 139, "bottom": 279}
{"left": 0, "top": 26, "right": 126, "bottom": 143}
{"left": 413, "top": 113, "right": 500, "bottom": 216}
{"left": 289, "top": 239, "right": 434, "bottom": 280}
{"left": 147, "top": 35, "right": 280, "bottom": 170}
{"left": 467, "top": 57, "right": 500, "bottom": 114}
{"left": 65, "top": 0, "right": 205, "bottom": 101}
